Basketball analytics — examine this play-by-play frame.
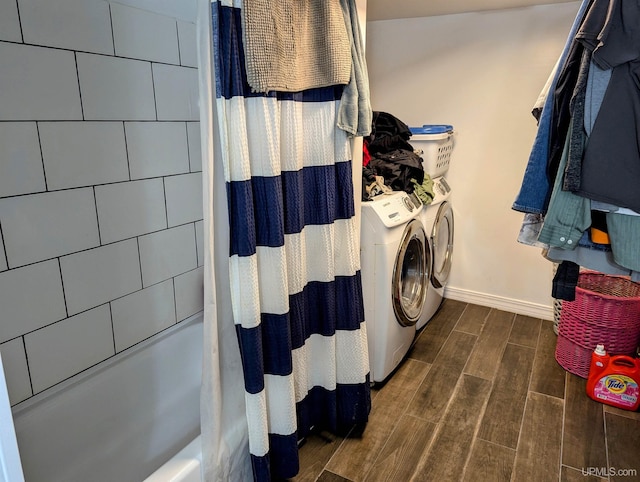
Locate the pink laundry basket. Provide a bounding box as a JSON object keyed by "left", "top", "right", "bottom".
{"left": 555, "top": 271, "right": 640, "bottom": 378}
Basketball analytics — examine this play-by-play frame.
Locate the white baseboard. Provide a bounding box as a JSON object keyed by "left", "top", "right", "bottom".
{"left": 444, "top": 286, "right": 554, "bottom": 321}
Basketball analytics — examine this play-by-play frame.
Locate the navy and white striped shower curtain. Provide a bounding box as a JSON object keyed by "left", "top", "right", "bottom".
{"left": 210, "top": 1, "right": 371, "bottom": 479}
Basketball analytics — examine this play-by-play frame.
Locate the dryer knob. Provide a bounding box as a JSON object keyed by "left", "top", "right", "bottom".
{"left": 402, "top": 196, "right": 415, "bottom": 212}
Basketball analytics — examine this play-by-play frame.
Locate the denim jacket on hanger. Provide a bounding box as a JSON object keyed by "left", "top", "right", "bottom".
{"left": 512, "top": 0, "right": 591, "bottom": 214}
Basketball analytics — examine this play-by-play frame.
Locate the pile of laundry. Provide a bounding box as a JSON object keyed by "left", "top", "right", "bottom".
{"left": 362, "top": 111, "right": 434, "bottom": 203}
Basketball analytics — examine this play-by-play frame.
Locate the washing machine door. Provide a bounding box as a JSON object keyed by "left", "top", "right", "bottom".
{"left": 431, "top": 201, "right": 454, "bottom": 289}
{"left": 392, "top": 218, "right": 428, "bottom": 327}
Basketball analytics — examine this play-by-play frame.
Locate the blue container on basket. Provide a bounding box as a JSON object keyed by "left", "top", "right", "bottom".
{"left": 555, "top": 271, "right": 640, "bottom": 379}
{"left": 409, "top": 125, "right": 455, "bottom": 178}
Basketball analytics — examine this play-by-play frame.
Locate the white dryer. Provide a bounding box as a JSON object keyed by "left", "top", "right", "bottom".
{"left": 360, "top": 191, "right": 427, "bottom": 384}
{"left": 417, "top": 176, "right": 455, "bottom": 330}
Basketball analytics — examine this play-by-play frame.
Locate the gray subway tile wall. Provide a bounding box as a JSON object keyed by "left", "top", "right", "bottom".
{"left": 195, "top": 220, "right": 205, "bottom": 266}
{"left": 175, "top": 267, "right": 206, "bottom": 321}
{"left": 0, "top": 0, "right": 21, "bottom": 43}
{"left": 77, "top": 53, "right": 157, "bottom": 121}
{"left": 165, "top": 173, "right": 204, "bottom": 227}
{"left": 111, "top": 3, "right": 181, "bottom": 63}
{"left": 39, "top": 121, "right": 130, "bottom": 190}
{"left": 177, "top": 20, "right": 198, "bottom": 68}
{"left": 18, "top": 0, "right": 115, "bottom": 54}
{"left": 0, "top": 188, "right": 101, "bottom": 268}
{"left": 0, "top": 43, "right": 83, "bottom": 121}
{"left": 111, "top": 280, "right": 177, "bottom": 353}
{"left": 125, "top": 122, "right": 191, "bottom": 178}
{"left": 0, "top": 339, "right": 31, "bottom": 403}
{"left": 152, "top": 63, "right": 200, "bottom": 120}
{"left": 0, "top": 123, "right": 46, "bottom": 197}
{"left": 187, "top": 122, "right": 203, "bottom": 172}
{"left": 60, "top": 239, "right": 144, "bottom": 316}
{"left": 138, "top": 224, "right": 198, "bottom": 288}
{"left": 95, "top": 178, "right": 168, "bottom": 244}
{"left": 24, "top": 305, "right": 115, "bottom": 394}
{"left": 0, "top": 261, "right": 67, "bottom": 343}
{"left": 0, "top": 230, "right": 6, "bottom": 273}
{"left": 0, "top": 1, "right": 203, "bottom": 406}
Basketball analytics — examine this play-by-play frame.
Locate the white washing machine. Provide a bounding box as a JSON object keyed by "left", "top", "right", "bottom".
{"left": 360, "top": 191, "right": 428, "bottom": 384}
{"left": 417, "top": 176, "right": 455, "bottom": 330}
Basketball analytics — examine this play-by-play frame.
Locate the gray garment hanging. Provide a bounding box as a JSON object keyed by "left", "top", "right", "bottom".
{"left": 574, "top": 0, "right": 640, "bottom": 211}
{"left": 578, "top": 60, "right": 640, "bottom": 211}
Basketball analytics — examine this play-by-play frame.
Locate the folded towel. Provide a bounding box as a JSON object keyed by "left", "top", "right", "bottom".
{"left": 242, "top": 0, "right": 351, "bottom": 93}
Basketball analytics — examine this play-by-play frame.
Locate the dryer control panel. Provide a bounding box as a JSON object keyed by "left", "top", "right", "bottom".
{"left": 431, "top": 176, "right": 452, "bottom": 205}
{"left": 365, "top": 191, "right": 422, "bottom": 229}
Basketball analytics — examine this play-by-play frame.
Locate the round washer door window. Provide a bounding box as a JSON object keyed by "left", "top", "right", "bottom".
{"left": 432, "top": 201, "right": 454, "bottom": 289}
{"left": 392, "top": 219, "right": 428, "bottom": 327}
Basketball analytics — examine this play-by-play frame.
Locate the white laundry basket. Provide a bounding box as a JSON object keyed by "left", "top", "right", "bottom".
{"left": 410, "top": 125, "right": 455, "bottom": 178}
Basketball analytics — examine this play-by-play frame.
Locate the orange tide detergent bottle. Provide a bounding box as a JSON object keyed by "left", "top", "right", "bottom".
{"left": 586, "top": 344, "right": 640, "bottom": 411}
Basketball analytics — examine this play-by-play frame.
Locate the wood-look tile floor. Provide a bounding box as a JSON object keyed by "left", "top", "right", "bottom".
{"left": 291, "top": 299, "right": 640, "bottom": 482}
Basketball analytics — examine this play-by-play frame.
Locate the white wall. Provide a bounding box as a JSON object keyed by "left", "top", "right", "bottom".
{"left": 0, "top": 0, "right": 203, "bottom": 406}
{"left": 366, "top": 2, "right": 581, "bottom": 319}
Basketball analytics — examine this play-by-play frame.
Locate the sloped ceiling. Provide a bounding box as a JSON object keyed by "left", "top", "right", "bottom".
{"left": 366, "top": 0, "right": 578, "bottom": 21}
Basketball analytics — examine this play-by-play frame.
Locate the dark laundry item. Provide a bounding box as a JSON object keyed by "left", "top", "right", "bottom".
{"left": 590, "top": 210, "right": 608, "bottom": 233}
{"left": 365, "top": 111, "right": 414, "bottom": 155}
{"left": 362, "top": 165, "right": 377, "bottom": 201}
{"left": 577, "top": 61, "right": 640, "bottom": 212}
{"left": 547, "top": 31, "right": 585, "bottom": 189}
{"left": 586, "top": 0, "right": 640, "bottom": 70}
{"left": 562, "top": 49, "right": 591, "bottom": 192}
{"left": 365, "top": 111, "right": 425, "bottom": 194}
{"left": 552, "top": 261, "right": 581, "bottom": 301}
{"left": 575, "top": 0, "right": 610, "bottom": 55}
{"left": 589, "top": 209, "right": 610, "bottom": 244}
{"left": 573, "top": 0, "right": 640, "bottom": 210}
{"left": 368, "top": 149, "right": 424, "bottom": 194}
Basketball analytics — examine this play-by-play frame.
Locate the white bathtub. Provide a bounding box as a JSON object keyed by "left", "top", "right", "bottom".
{"left": 11, "top": 313, "right": 203, "bottom": 482}
{"left": 144, "top": 435, "right": 202, "bottom": 482}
